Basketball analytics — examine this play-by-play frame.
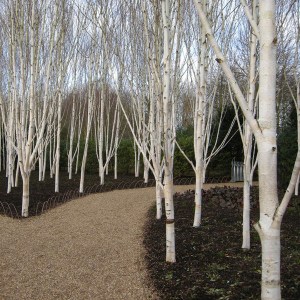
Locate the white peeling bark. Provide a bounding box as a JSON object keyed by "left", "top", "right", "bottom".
{"left": 242, "top": 0, "right": 258, "bottom": 250}
{"left": 55, "top": 46, "right": 64, "bottom": 193}
{"left": 193, "top": 173, "right": 203, "bottom": 227}
{"left": 114, "top": 104, "right": 120, "bottom": 180}
{"left": 193, "top": 0, "right": 207, "bottom": 227}
{"left": 242, "top": 177, "right": 251, "bottom": 249}
{"left": 143, "top": 159, "right": 150, "bottom": 183}
{"left": 68, "top": 92, "right": 76, "bottom": 180}
{"left": 79, "top": 83, "right": 94, "bottom": 193}
{"left": 162, "top": 0, "right": 176, "bottom": 263}
{"left": 194, "top": 1, "right": 290, "bottom": 298}
{"left": 256, "top": 2, "right": 280, "bottom": 297}
{"left": 14, "top": 162, "right": 19, "bottom": 187}
{"left": 295, "top": 173, "right": 300, "bottom": 196}
{"left": 21, "top": 174, "right": 30, "bottom": 217}
{"left": 155, "top": 180, "right": 162, "bottom": 220}
{"left": 164, "top": 170, "right": 176, "bottom": 263}
{"left": 134, "top": 142, "right": 140, "bottom": 177}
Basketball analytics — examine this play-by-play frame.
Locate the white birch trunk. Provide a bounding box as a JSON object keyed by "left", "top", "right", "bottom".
{"left": 15, "top": 162, "right": 19, "bottom": 187}
{"left": 255, "top": 2, "right": 280, "bottom": 298}
{"left": 114, "top": 104, "right": 120, "bottom": 180}
{"left": 55, "top": 64, "right": 63, "bottom": 192}
{"left": 155, "top": 180, "right": 162, "bottom": 219}
{"left": 99, "top": 87, "right": 105, "bottom": 184}
{"left": 38, "top": 143, "right": 43, "bottom": 182}
{"left": 42, "top": 143, "right": 47, "bottom": 181}
{"left": 164, "top": 170, "right": 176, "bottom": 263}
{"left": 162, "top": 0, "right": 176, "bottom": 263}
{"left": 55, "top": 93, "right": 62, "bottom": 193}
{"left": 134, "top": 142, "right": 140, "bottom": 177}
{"left": 193, "top": 169, "right": 203, "bottom": 227}
{"left": 21, "top": 174, "right": 30, "bottom": 217}
{"left": 79, "top": 85, "right": 94, "bottom": 193}
{"left": 49, "top": 127, "right": 53, "bottom": 178}
{"left": 75, "top": 94, "right": 84, "bottom": 175}
{"left": 21, "top": 0, "right": 36, "bottom": 217}
{"left": 241, "top": 0, "right": 258, "bottom": 250}
{"left": 242, "top": 173, "right": 251, "bottom": 249}
{"left": 193, "top": 1, "right": 207, "bottom": 227}
{"left": 295, "top": 173, "right": 299, "bottom": 196}
{"left": 194, "top": 1, "right": 287, "bottom": 298}
{"left": 143, "top": 159, "right": 149, "bottom": 183}
{"left": 68, "top": 94, "right": 76, "bottom": 179}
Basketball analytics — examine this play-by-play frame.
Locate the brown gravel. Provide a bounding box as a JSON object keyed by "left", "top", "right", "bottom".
{"left": 0, "top": 182, "right": 247, "bottom": 300}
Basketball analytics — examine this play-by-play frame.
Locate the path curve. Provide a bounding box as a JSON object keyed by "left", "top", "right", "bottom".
{"left": 0, "top": 182, "right": 248, "bottom": 300}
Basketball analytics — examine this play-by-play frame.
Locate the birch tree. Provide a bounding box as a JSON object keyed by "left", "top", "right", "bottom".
{"left": 227, "top": 0, "right": 259, "bottom": 249}
{"left": 110, "top": 0, "right": 179, "bottom": 261}
{"left": 178, "top": 1, "right": 237, "bottom": 227}
{"left": 194, "top": 1, "right": 300, "bottom": 298}
{"left": 78, "top": 2, "right": 99, "bottom": 193}
{"left": 0, "top": 0, "right": 65, "bottom": 217}
{"left": 54, "top": 3, "right": 70, "bottom": 192}
{"left": 161, "top": 0, "right": 176, "bottom": 262}
{"left": 282, "top": 1, "right": 300, "bottom": 196}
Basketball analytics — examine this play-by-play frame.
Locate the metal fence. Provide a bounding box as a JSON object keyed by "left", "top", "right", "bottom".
{"left": 231, "top": 159, "right": 244, "bottom": 182}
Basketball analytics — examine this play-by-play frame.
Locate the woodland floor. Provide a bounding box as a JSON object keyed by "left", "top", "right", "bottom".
{"left": 144, "top": 186, "right": 300, "bottom": 300}
{"left": 0, "top": 172, "right": 299, "bottom": 299}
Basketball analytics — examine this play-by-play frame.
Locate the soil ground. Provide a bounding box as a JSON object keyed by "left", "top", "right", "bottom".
{"left": 143, "top": 186, "right": 300, "bottom": 300}
{"left": 0, "top": 171, "right": 143, "bottom": 217}
{"left": 0, "top": 171, "right": 228, "bottom": 217}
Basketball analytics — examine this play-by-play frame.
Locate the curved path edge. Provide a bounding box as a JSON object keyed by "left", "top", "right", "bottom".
{"left": 0, "top": 182, "right": 253, "bottom": 300}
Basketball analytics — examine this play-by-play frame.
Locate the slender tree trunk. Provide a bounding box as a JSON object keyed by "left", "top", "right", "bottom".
{"left": 156, "top": 177, "right": 162, "bottom": 219}
{"left": 162, "top": 0, "right": 176, "bottom": 263}
{"left": 55, "top": 90, "right": 62, "bottom": 192}
{"left": 55, "top": 23, "right": 65, "bottom": 193}
{"left": 80, "top": 143, "right": 88, "bottom": 193}
{"left": 135, "top": 145, "right": 140, "bottom": 177}
{"left": 193, "top": 168, "right": 203, "bottom": 227}
{"left": 114, "top": 104, "right": 120, "bottom": 180}
{"left": 241, "top": 0, "right": 258, "bottom": 250}
{"left": 21, "top": 174, "right": 30, "bottom": 217}
{"left": 98, "top": 86, "right": 105, "bottom": 183}
{"left": 7, "top": 143, "right": 14, "bottom": 193}
{"left": 255, "top": 2, "right": 280, "bottom": 298}
{"left": 42, "top": 143, "right": 47, "bottom": 181}
{"left": 242, "top": 171, "right": 251, "bottom": 249}
{"left": 194, "top": 1, "right": 282, "bottom": 298}
{"left": 105, "top": 161, "right": 109, "bottom": 175}
{"left": 38, "top": 144, "right": 43, "bottom": 181}
{"left": 295, "top": 173, "right": 299, "bottom": 196}
{"left": 79, "top": 95, "right": 93, "bottom": 193}
{"left": 143, "top": 159, "right": 149, "bottom": 183}
{"left": 49, "top": 130, "right": 53, "bottom": 178}
{"left": 164, "top": 168, "right": 175, "bottom": 262}
{"left": 193, "top": 4, "right": 206, "bottom": 227}
{"left": 15, "top": 162, "right": 19, "bottom": 187}
{"left": 68, "top": 96, "right": 76, "bottom": 179}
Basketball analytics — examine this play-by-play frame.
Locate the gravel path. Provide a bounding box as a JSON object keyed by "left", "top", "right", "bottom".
{"left": 0, "top": 182, "right": 246, "bottom": 300}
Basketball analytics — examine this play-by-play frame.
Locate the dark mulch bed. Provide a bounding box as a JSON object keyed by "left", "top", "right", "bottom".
{"left": 0, "top": 171, "right": 217, "bottom": 218}
{"left": 143, "top": 187, "right": 300, "bottom": 300}
{"left": 0, "top": 171, "right": 155, "bottom": 217}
